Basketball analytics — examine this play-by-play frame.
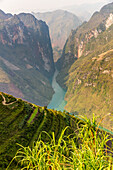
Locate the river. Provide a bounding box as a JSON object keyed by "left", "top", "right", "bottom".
{"left": 48, "top": 69, "right": 67, "bottom": 111}
{"left": 48, "top": 70, "right": 113, "bottom": 135}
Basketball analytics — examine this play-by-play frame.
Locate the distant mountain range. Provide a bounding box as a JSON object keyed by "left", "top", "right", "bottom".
{"left": 32, "top": 10, "right": 81, "bottom": 62}
{"left": 1, "top": 3, "right": 113, "bottom": 168}
{"left": 0, "top": 10, "right": 55, "bottom": 106}
{"left": 0, "top": 2, "right": 113, "bottom": 130}
{"left": 56, "top": 2, "right": 113, "bottom": 131}
{"left": 62, "top": 2, "right": 108, "bottom": 21}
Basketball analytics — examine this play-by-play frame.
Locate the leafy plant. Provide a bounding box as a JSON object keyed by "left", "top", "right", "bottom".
{"left": 7, "top": 116, "right": 113, "bottom": 170}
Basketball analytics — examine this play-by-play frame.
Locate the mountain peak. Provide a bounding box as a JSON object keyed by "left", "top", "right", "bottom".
{"left": 33, "top": 9, "right": 81, "bottom": 62}
{"left": 18, "top": 13, "right": 39, "bottom": 28}
{"left": 0, "top": 9, "right": 12, "bottom": 19}
{"left": 100, "top": 2, "right": 113, "bottom": 14}
{"left": 0, "top": 10, "right": 55, "bottom": 105}
{"left": 12, "top": 14, "right": 21, "bottom": 22}
{"left": 56, "top": 2, "right": 113, "bottom": 131}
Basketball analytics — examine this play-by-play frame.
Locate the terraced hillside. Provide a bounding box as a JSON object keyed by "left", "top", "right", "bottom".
{"left": 0, "top": 92, "right": 79, "bottom": 169}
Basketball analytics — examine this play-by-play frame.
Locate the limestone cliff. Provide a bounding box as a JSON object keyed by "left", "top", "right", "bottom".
{"left": 56, "top": 2, "right": 113, "bottom": 89}
{"left": 0, "top": 11, "right": 55, "bottom": 106}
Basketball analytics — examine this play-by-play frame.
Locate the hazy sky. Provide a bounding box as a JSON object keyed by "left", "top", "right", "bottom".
{"left": 0, "top": 0, "right": 111, "bottom": 14}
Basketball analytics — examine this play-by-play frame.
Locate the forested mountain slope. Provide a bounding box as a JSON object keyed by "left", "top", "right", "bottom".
{"left": 56, "top": 2, "right": 113, "bottom": 89}
{"left": 56, "top": 3, "right": 113, "bottom": 130}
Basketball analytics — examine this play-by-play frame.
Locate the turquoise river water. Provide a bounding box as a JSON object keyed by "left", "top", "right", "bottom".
{"left": 48, "top": 69, "right": 67, "bottom": 111}
{"left": 48, "top": 70, "right": 113, "bottom": 135}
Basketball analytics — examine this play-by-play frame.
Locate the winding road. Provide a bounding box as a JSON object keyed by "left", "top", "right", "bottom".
{"left": 1, "top": 93, "right": 17, "bottom": 106}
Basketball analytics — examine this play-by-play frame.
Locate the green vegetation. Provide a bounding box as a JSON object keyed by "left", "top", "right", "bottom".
{"left": 0, "top": 92, "right": 113, "bottom": 169}
{"left": 28, "top": 107, "right": 39, "bottom": 124}
{"left": 56, "top": 3, "right": 113, "bottom": 131}
{"left": 7, "top": 115, "right": 113, "bottom": 170}
{"left": 0, "top": 92, "right": 79, "bottom": 169}
{"left": 2, "top": 92, "right": 17, "bottom": 104}
{"left": 64, "top": 25, "right": 113, "bottom": 131}
{"left": 56, "top": 3, "right": 113, "bottom": 89}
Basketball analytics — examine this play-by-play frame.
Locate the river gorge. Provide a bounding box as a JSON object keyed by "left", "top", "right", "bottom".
{"left": 48, "top": 69, "right": 67, "bottom": 111}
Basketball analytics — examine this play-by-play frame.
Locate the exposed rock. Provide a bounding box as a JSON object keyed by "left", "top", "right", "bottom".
{"left": 102, "top": 70, "right": 110, "bottom": 74}
{"left": 0, "top": 12, "right": 55, "bottom": 106}
{"left": 73, "top": 79, "right": 82, "bottom": 89}
{"left": 0, "top": 9, "right": 12, "bottom": 20}
{"left": 33, "top": 10, "right": 81, "bottom": 50}
{"left": 99, "top": 67, "right": 103, "bottom": 71}
{"left": 85, "top": 83, "right": 93, "bottom": 87}
{"left": 93, "top": 29, "right": 99, "bottom": 38}
{"left": 105, "top": 57, "right": 110, "bottom": 61}
{"left": 26, "top": 64, "right": 33, "bottom": 69}
{"left": 85, "top": 29, "right": 99, "bottom": 41}
{"left": 78, "top": 41, "right": 84, "bottom": 58}
{"left": 0, "top": 68, "right": 10, "bottom": 83}
{"left": 106, "top": 13, "right": 113, "bottom": 29}
{"left": 0, "top": 56, "right": 20, "bottom": 70}
{"left": 41, "top": 80, "right": 46, "bottom": 85}
{"left": 78, "top": 79, "right": 82, "bottom": 85}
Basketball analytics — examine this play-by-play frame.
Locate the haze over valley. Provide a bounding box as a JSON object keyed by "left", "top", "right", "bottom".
{"left": 0, "top": 1, "right": 113, "bottom": 169}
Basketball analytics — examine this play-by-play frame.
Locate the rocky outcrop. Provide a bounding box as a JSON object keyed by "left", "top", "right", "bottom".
{"left": 0, "top": 9, "right": 12, "bottom": 19}
{"left": 106, "top": 13, "right": 113, "bottom": 29}
{"left": 78, "top": 41, "right": 84, "bottom": 58}
{"left": 56, "top": 2, "right": 113, "bottom": 89}
{"left": 56, "top": 2, "right": 113, "bottom": 130}
{"left": 0, "top": 11, "right": 55, "bottom": 106}
{"left": 0, "top": 13, "right": 55, "bottom": 78}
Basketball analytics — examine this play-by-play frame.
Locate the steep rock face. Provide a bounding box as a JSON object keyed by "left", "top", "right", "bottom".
{"left": 33, "top": 10, "right": 81, "bottom": 62}
{"left": 0, "top": 9, "right": 12, "bottom": 20}
{"left": 0, "top": 15, "right": 27, "bottom": 45}
{"left": 65, "top": 39, "right": 113, "bottom": 131}
{"left": 0, "top": 11, "right": 55, "bottom": 106}
{"left": 56, "top": 3, "right": 113, "bottom": 129}
{"left": 0, "top": 13, "right": 55, "bottom": 77}
{"left": 56, "top": 2, "right": 113, "bottom": 89}
{"left": 105, "top": 13, "right": 113, "bottom": 29}
{"left": 18, "top": 13, "right": 55, "bottom": 77}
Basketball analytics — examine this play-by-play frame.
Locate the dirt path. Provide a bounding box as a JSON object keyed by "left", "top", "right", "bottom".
{"left": 97, "top": 49, "right": 113, "bottom": 61}
{"left": 1, "top": 93, "right": 17, "bottom": 106}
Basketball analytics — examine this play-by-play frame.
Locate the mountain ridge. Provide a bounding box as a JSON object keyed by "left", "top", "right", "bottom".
{"left": 0, "top": 10, "right": 55, "bottom": 106}
{"left": 32, "top": 10, "right": 81, "bottom": 62}
{"left": 56, "top": 2, "right": 113, "bottom": 89}
{"left": 56, "top": 2, "right": 113, "bottom": 130}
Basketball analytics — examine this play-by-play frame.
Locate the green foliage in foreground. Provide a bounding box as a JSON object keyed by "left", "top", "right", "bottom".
{"left": 0, "top": 92, "right": 78, "bottom": 169}
{"left": 7, "top": 116, "right": 113, "bottom": 170}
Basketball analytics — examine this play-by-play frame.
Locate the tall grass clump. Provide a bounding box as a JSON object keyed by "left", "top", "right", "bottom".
{"left": 7, "top": 116, "right": 113, "bottom": 170}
